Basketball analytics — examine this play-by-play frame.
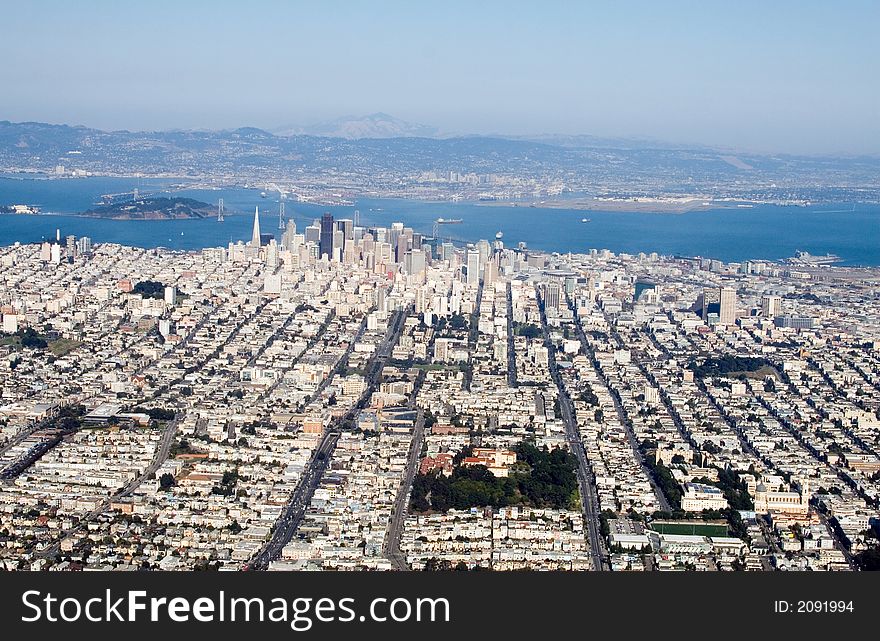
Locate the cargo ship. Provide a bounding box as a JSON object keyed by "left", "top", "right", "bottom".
{"left": 435, "top": 217, "right": 463, "bottom": 224}
{"left": 786, "top": 251, "right": 842, "bottom": 266}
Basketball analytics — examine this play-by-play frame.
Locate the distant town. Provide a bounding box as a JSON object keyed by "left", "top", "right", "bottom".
{"left": 1, "top": 209, "right": 878, "bottom": 571}
{"left": 2, "top": 119, "right": 879, "bottom": 209}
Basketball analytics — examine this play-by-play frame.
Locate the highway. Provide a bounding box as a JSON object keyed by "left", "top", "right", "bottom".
{"left": 463, "top": 279, "right": 483, "bottom": 392}
{"left": 247, "top": 305, "right": 410, "bottom": 570}
{"left": 383, "top": 407, "right": 425, "bottom": 570}
{"left": 506, "top": 281, "right": 518, "bottom": 388}
{"left": 247, "top": 429, "right": 340, "bottom": 570}
{"left": 0, "top": 420, "right": 47, "bottom": 459}
{"left": 537, "top": 286, "right": 607, "bottom": 571}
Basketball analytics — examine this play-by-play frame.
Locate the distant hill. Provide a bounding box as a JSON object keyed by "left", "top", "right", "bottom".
{"left": 82, "top": 197, "right": 215, "bottom": 220}
{"left": 275, "top": 112, "right": 441, "bottom": 139}
{"left": 1, "top": 120, "right": 878, "bottom": 202}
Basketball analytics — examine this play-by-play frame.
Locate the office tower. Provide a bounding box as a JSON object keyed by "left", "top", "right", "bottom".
{"left": 699, "top": 288, "right": 720, "bottom": 322}
{"left": 441, "top": 242, "right": 454, "bottom": 262}
{"left": 65, "top": 235, "right": 76, "bottom": 261}
{"left": 396, "top": 234, "right": 409, "bottom": 263}
{"left": 405, "top": 250, "right": 426, "bottom": 276}
{"left": 483, "top": 256, "right": 497, "bottom": 285}
{"left": 337, "top": 218, "right": 353, "bottom": 244}
{"left": 332, "top": 230, "right": 344, "bottom": 261}
{"left": 719, "top": 287, "right": 736, "bottom": 325}
{"left": 377, "top": 242, "right": 393, "bottom": 264}
{"left": 281, "top": 224, "right": 297, "bottom": 252}
{"left": 761, "top": 295, "right": 781, "bottom": 318}
{"left": 250, "top": 206, "right": 262, "bottom": 248}
{"left": 266, "top": 239, "right": 279, "bottom": 269}
{"left": 319, "top": 213, "right": 334, "bottom": 260}
{"left": 466, "top": 250, "right": 480, "bottom": 285}
{"left": 477, "top": 239, "right": 491, "bottom": 265}
{"left": 543, "top": 282, "right": 561, "bottom": 312}
{"left": 304, "top": 223, "right": 320, "bottom": 244}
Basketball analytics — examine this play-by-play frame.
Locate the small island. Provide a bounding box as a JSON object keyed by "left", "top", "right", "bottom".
{"left": 81, "top": 196, "right": 216, "bottom": 220}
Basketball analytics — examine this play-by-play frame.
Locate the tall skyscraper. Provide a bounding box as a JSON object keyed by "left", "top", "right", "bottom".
{"left": 761, "top": 295, "right": 781, "bottom": 318}
{"left": 542, "top": 282, "right": 561, "bottom": 312}
{"left": 466, "top": 249, "right": 480, "bottom": 285}
{"left": 65, "top": 235, "right": 77, "bottom": 262}
{"left": 319, "top": 213, "right": 334, "bottom": 260}
{"left": 719, "top": 286, "right": 736, "bottom": 325}
{"left": 250, "top": 206, "right": 262, "bottom": 248}
{"left": 304, "top": 223, "right": 320, "bottom": 244}
{"left": 76, "top": 236, "right": 93, "bottom": 255}
{"left": 336, "top": 218, "right": 353, "bottom": 244}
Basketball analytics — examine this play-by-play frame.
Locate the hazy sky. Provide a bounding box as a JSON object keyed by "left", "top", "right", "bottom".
{"left": 2, "top": 0, "right": 878, "bottom": 154}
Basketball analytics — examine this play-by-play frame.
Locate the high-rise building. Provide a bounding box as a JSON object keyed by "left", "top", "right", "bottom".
{"left": 476, "top": 239, "right": 491, "bottom": 266}
{"left": 319, "top": 213, "right": 334, "bottom": 260}
{"left": 337, "top": 218, "right": 353, "bottom": 244}
{"left": 466, "top": 249, "right": 480, "bottom": 285}
{"left": 542, "top": 282, "right": 561, "bottom": 312}
{"left": 761, "top": 295, "right": 782, "bottom": 318}
{"left": 719, "top": 287, "right": 736, "bottom": 325}
{"left": 304, "top": 223, "right": 320, "bottom": 244}
{"left": 250, "top": 206, "right": 262, "bottom": 248}
{"left": 266, "top": 239, "right": 279, "bottom": 269}
{"left": 483, "top": 256, "right": 497, "bottom": 285}
{"left": 65, "top": 235, "right": 77, "bottom": 262}
{"left": 404, "top": 250, "right": 426, "bottom": 276}
{"left": 76, "top": 236, "right": 93, "bottom": 255}
{"left": 441, "top": 242, "right": 455, "bottom": 262}
{"left": 332, "top": 230, "right": 344, "bottom": 261}
{"left": 164, "top": 286, "right": 177, "bottom": 306}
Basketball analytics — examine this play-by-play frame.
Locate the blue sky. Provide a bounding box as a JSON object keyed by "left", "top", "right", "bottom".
{"left": 1, "top": 0, "right": 878, "bottom": 154}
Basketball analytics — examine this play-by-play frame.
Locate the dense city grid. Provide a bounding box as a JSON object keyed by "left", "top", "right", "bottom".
{"left": 1, "top": 215, "right": 879, "bottom": 572}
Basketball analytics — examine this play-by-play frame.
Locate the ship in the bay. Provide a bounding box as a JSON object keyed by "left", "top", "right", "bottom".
{"left": 785, "top": 250, "right": 842, "bottom": 266}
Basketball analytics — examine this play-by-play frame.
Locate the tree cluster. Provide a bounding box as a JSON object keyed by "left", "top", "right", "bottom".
{"left": 410, "top": 441, "right": 579, "bottom": 512}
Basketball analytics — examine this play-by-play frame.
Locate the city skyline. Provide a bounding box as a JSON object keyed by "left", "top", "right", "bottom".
{"left": 1, "top": 1, "right": 878, "bottom": 155}
{"left": 0, "top": 3, "right": 877, "bottom": 635}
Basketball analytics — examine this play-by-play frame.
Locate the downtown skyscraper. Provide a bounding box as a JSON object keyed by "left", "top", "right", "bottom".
{"left": 319, "top": 212, "right": 334, "bottom": 260}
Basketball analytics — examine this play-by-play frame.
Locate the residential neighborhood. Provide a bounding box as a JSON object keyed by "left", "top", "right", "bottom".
{"left": 1, "top": 215, "right": 878, "bottom": 572}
